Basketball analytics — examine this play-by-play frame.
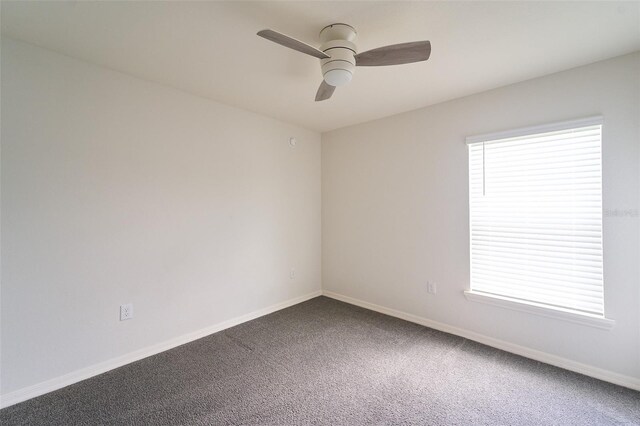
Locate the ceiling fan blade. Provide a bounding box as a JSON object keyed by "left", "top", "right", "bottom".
{"left": 315, "top": 80, "right": 335, "bottom": 102}
{"left": 257, "top": 29, "right": 330, "bottom": 59}
{"left": 355, "top": 41, "right": 431, "bottom": 66}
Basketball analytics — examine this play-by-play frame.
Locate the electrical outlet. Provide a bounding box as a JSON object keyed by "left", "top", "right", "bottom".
{"left": 427, "top": 281, "right": 437, "bottom": 295}
{"left": 290, "top": 268, "right": 295, "bottom": 279}
{"left": 120, "top": 303, "right": 134, "bottom": 321}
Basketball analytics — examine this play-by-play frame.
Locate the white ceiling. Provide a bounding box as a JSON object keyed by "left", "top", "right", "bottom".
{"left": 2, "top": 1, "right": 639, "bottom": 132}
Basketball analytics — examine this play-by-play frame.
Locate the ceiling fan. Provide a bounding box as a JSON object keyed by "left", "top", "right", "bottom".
{"left": 257, "top": 23, "right": 431, "bottom": 101}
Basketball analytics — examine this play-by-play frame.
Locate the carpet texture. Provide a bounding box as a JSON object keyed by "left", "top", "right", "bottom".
{"left": 1, "top": 296, "right": 639, "bottom": 425}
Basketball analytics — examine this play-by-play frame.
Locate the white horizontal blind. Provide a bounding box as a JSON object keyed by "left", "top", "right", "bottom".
{"left": 468, "top": 120, "right": 604, "bottom": 315}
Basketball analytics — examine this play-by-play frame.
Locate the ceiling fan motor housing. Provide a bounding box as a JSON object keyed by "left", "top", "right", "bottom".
{"left": 319, "top": 24, "right": 357, "bottom": 86}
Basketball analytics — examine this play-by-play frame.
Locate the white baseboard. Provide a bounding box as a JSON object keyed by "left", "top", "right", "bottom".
{"left": 0, "top": 290, "right": 322, "bottom": 409}
{"left": 322, "top": 290, "right": 640, "bottom": 391}
{"left": 3, "top": 288, "right": 636, "bottom": 409}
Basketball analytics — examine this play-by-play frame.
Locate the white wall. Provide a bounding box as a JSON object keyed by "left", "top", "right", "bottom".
{"left": 322, "top": 53, "right": 640, "bottom": 380}
{"left": 1, "top": 38, "right": 321, "bottom": 395}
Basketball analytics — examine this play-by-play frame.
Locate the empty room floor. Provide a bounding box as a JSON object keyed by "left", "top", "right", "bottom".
{"left": 1, "top": 297, "right": 638, "bottom": 425}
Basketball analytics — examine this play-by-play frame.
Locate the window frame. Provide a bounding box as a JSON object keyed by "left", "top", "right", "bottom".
{"left": 464, "top": 116, "right": 614, "bottom": 329}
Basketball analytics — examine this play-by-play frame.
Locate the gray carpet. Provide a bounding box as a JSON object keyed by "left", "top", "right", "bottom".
{"left": 1, "top": 296, "right": 639, "bottom": 425}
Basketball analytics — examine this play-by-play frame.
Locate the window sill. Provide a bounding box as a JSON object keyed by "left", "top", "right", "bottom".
{"left": 463, "top": 290, "right": 615, "bottom": 330}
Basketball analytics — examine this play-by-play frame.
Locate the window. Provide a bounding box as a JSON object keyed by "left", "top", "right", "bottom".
{"left": 466, "top": 117, "right": 606, "bottom": 320}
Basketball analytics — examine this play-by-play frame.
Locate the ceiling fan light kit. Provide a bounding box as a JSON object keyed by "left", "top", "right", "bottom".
{"left": 319, "top": 24, "right": 357, "bottom": 87}
{"left": 257, "top": 23, "right": 431, "bottom": 101}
